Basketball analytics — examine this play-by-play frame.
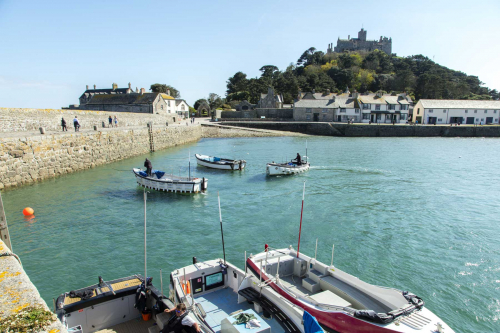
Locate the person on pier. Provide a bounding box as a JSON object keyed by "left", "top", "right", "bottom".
{"left": 61, "top": 117, "right": 67, "bottom": 131}
{"left": 144, "top": 158, "right": 153, "bottom": 177}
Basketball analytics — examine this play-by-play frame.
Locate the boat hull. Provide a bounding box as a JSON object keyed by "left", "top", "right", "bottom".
{"left": 133, "top": 168, "right": 207, "bottom": 193}
{"left": 266, "top": 162, "right": 310, "bottom": 176}
{"left": 247, "top": 250, "right": 454, "bottom": 333}
{"left": 195, "top": 154, "right": 246, "bottom": 170}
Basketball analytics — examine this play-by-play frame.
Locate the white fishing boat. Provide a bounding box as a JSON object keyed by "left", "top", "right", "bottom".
{"left": 266, "top": 161, "right": 310, "bottom": 176}
{"left": 133, "top": 168, "right": 207, "bottom": 193}
{"left": 246, "top": 183, "right": 454, "bottom": 333}
{"left": 195, "top": 154, "right": 246, "bottom": 170}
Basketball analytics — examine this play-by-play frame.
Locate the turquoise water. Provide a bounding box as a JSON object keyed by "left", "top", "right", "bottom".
{"left": 3, "top": 136, "right": 500, "bottom": 333}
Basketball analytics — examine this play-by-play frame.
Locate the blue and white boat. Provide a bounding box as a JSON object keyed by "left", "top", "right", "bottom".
{"left": 195, "top": 154, "right": 246, "bottom": 170}
{"left": 133, "top": 168, "right": 207, "bottom": 193}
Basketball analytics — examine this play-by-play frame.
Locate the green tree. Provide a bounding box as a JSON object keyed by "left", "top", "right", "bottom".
{"left": 226, "top": 72, "right": 248, "bottom": 95}
{"left": 150, "top": 84, "right": 180, "bottom": 98}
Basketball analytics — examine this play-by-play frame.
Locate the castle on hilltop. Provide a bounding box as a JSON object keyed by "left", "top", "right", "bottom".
{"left": 327, "top": 28, "right": 392, "bottom": 55}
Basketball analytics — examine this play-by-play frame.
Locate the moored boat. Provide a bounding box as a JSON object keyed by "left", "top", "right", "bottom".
{"left": 195, "top": 154, "right": 246, "bottom": 170}
{"left": 246, "top": 247, "right": 453, "bottom": 333}
{"left": 133, "top": 168, "right": 207, "bottom": 193}
{"left": 266, "top": 161, "right": 310, "bottom": 176}
{"left": 168, "top": 257, "right": 313, "bottom": 333}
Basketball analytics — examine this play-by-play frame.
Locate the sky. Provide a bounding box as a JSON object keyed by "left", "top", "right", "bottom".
{"left": 0, "top": 0, "right": 499, "bottom": 109}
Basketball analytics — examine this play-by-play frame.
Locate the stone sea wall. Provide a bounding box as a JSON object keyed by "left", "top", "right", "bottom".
{"left": 219, "top": 121, "right": 500, "bottom": 137}
{"left": 0, "top": 107, "right": 175, "bottom": 133}
{"left": 0, "top": 126, "right": 202, "bottom": 189}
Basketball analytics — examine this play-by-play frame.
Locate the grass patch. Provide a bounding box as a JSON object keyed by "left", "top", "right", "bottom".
{"left": 0, "top": 305, "right": 57, "bottom": 332}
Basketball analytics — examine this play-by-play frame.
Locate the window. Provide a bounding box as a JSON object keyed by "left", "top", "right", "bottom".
{"left": 376, "top": 114, "right": 381, "bottom": 120}
{"left": 362, "top": 103, "right": 371, "bottom": 110}
{"left": 340, "top": 108, "right": 346, "bottom": 113}
{"left": 306, "top": 108, "right": 312, "bottom": 113}
{"left": 322, "top": 114, "right": 327, "bottom": 119}
{"left": 388, "top": 104, "right": 395, "bottom": 110}
{"left": 494, "top": 110, "right": 498, "bottom": 113}
{"left": 484, "top": 110, "right": 487, "bottom": 113}
{"left": 181, "top": 105, "right": 185, "bottom": 111}
{"left": 306, "top": 114, "right": 311, "bottom": 120}
{"left": 322, "top": 108, "right": 329, "bottom": 113}
{"left": 161, "top": 105, "right": 164, "bottom": 110}
{"left": 355, "top": 109, "right": 360, "bottom": 113}
{"left": 428, "top": 109, "right": 433, "bottom": 113}
{"left": 417, "top": 108, "right": 420, "bottom": 115}
{"left": 495, "top": 119, "right": 498, "bottom": 122}
{"left": 375, "top": 104, "right": 381, "bottom": 110}
{"left": 401, "top": 105, "right": 409, "bottom": 110}
{"left": 481, "top": 118, "right": 484, "bottom": 121}
{"left": 401, "top": 114, "right": 407, "bottom": 120}
{"left": 363, "top": 113, "right": 370, "bottom": 119}
{"left": 465, "top": 110, "right": 468, "bottom": 113}
{"left": 168, "top": 101, "right": 171, "bottom": 107}
{"left": 438, "top": 118, "right": 443, "bottom": 122}
{"left": 443, "top": 110, "right": 447, "bottom": 113}
{"left": 474, "top": 110, "right": 477, "bottom": 113}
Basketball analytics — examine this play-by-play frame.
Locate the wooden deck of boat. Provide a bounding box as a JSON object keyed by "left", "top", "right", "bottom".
{"left": 95, "top": 317, "right": 154, "bottom": 333}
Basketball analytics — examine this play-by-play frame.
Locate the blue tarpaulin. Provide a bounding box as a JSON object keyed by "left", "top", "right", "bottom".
{"left": 303, "top": 311, "right": 322, "bottom": 333}
{"left": 154, "top": 170, "right": 165, "bottom": 179}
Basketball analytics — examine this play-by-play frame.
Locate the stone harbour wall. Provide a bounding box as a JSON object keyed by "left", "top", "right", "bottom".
{"left": 0, "top": 107, "right": 176, "bottom": 133}
{"left": 0, "top": 126, "right": 202, "bottom": 189}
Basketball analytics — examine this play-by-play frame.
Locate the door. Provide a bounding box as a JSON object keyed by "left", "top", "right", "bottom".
{"left": 486, "top": 117, "right": 493, "bottom": 124}
{"left": 371, "top": 114, "right": 375, "bottom": 122}
{"left": 415, "top": 116, "right": 422, "bottom": 124}
{"left": 466, "top": 117, "right": 475, "bottom": 124}
{"left": 428, "top": 117, "right": 437, "bottom": 124}
{"left": 337, "top": 115, "right": 341, "bottom": 122}
{"left": 313, "top": 113, "right": 319, "bottom": 121}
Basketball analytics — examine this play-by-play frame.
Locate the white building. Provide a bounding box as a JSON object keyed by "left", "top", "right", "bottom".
{"left": 175, "top": 99, "right": 190, "bottom": 118}
{"left": 413, "top": 100, "right": 500, "bottom": 125}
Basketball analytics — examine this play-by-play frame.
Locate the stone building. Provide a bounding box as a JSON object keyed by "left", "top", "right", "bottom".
{"left": 83, "top": 90, "right": 169, "bottom": 114}
{"left": 257, "top": 87, "right": 283, "bottom": 109}
{"left": 79, "top": 83, "right": 136, "bottom": 107}
{"left": 327, "top": 28, "right": 392, "bottom": 55}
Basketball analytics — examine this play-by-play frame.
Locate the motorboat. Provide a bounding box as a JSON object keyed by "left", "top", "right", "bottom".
{"left": 133, "top": 168, "right": 207, "bottom": 193}
{"left": 167, "top": 257, "right": 313, "bottom": 333}
{"left": 54, "top": 275, "right": 172, "bottom": 333}
{"left": 195, "top": 154, "right": 246, "bottom": 170}
{"left": 246, "top": 246, "right": 454, "bottom": 333}
{"left": 266, "top": 161, "right": 310, "bottom": 176}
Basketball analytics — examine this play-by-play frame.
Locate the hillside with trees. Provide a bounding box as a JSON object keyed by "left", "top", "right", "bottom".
{"left": 225, "top": 48, "right": 499, "bottom": 105}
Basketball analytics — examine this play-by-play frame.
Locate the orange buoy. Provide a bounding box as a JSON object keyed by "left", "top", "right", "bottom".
{"left": 186, "top": 281, "right": 191, "bottom": 295}
{"left": 23, "top": 207, "right": 34, "bottom": 216}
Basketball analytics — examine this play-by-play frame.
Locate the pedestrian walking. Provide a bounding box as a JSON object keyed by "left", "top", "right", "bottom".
{"left": 73, "top": 116, "right": 80, "bottom": 132}
{"left": 61, "top": 117, "right": 67, "bottom": 131}
{"left": 108, "top": 115, "right": 112, "bottom": 128}
{"left": 114, "top": 115, "right": 118, "bottom": 127}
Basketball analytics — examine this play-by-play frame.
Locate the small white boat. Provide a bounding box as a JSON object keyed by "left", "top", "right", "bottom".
{"left": 195, "top": 154, "right": 246, "bottom": 170}
{"left": 169, "top": 258, "right": 312, "bottom": 333}
{"left": 266, "top": 162, "right": 310, "bottom": 176}
{"left": 133, "top": 168, "right": 207, "bottom": 193}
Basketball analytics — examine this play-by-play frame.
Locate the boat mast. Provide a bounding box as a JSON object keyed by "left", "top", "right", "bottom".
{"left": 189, "top": 150, "right": 191, "bottom": 181}
{"left": 144, "top": 188, "right": 147, "bottom": 280}
{"left": 218, "top": 192, "right": 226, "bottom": 265}
{"left": 306, "top": 139, "right": 308, "bottom": 163}
{"left": 297, "top": 181, "right": 306, "bottom": 258}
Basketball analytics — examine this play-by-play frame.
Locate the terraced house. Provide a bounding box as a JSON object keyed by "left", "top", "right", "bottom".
{"left": 293, "top": 90, "right": 411, "bottom": 123}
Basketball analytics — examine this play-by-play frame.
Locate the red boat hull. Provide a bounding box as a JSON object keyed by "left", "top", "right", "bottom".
{"left": 247, "top": 259, "right": 401, "bottom": 333}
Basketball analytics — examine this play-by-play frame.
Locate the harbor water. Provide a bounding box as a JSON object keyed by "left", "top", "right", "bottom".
{"left": 3, "top": 136, "right": 499, "bottom": 333}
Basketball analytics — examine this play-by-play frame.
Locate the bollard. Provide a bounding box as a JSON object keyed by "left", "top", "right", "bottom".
{"left": 94, "top": 125, "right": 97, "bottom": 131}
{"left": 39, "top": 127, "right": 45, "bottom": 134}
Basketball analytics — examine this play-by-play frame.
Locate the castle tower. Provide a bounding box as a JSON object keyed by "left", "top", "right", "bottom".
{"left": 358, "top": 28, "right": 367, "bottom": 41}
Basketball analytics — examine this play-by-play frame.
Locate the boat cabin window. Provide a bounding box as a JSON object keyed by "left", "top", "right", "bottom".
{"left": 205, "top": 272, "right": 224, "bottom": 291}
